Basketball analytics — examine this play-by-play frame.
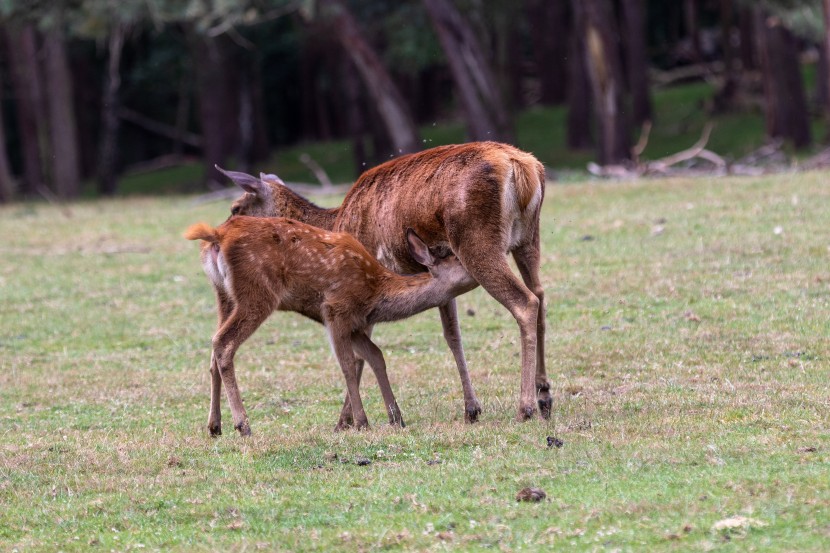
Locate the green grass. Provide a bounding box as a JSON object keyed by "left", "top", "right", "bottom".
{"left": 2, "top": 173, "right": 830, "bottom": 551}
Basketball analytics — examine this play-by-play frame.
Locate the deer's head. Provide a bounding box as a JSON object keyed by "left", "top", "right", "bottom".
{"left": 217, "top": 165, "right": 284, "bottom": 218}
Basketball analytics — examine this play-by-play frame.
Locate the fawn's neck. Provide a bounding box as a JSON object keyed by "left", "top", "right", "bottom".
{"left": 368, "top": 272, "right": 459, "bottom": 324}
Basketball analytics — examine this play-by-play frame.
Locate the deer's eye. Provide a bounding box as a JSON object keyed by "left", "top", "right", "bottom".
{"left": 231, "top": 206, "right": 241, "bottom": 215}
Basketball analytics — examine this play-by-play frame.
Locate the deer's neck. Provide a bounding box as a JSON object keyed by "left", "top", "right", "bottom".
{"left": 368, "top": 273, "right": 457, "bottom": 324}
{"left": 276, "top": 187, "right": 339, "bottom": 230}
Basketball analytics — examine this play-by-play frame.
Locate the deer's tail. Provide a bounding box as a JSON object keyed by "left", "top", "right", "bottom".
{"left": 511, "top": 154, "right": 545, "bottom": 211}
{"left": 184, "top": 222, "right": 219, "bottom": 244}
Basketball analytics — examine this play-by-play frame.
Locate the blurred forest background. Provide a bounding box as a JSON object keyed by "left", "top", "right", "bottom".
{"left": 0, "top": 0, "right": 829, "bottom": 202}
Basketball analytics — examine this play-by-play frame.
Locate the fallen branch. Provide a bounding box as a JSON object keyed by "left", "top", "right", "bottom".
{"left": 118, "top": 107, "right": 203, "bottom": 148}
{"left": 299, "top": 153, "right": 334, "bottom": 190}
{"left": 645, "top": 123, "right": 714, "bottom": 174}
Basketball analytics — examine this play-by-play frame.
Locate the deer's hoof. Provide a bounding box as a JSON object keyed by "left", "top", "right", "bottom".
{"left": 464, "top": 401, "right": 483, "bottom": 424}
{"left": 538, "top": 397, "right": 553, "bottom": 420}
{"left": 235, "top": 421, "right": 252, "bottom": 437}
{"left": 333, "top": 421, "right": 351, "bottom": 433}
{"left": 517, "top": 405, "right": 536, "bottom": 422}
{"left": 208, "top": 423, "right": 222, "bottom": 437}
{"left": 355, "top": 419, "right": 370, "bottom": 431}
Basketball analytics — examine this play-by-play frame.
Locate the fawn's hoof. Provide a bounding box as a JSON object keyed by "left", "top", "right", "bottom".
{"left": 464, "top": 401, "right": 483, "bottom": 424}
{"left": 235, "top": 421, "right": 251, "bottom": 436}
{"left": 208, "top": 424, "right": 222, "bottom": 437}
{"left": 517, "top": 405, "right": 536, "bottom": 422}
{"left": 538, "top": 396, "right": 553, "bottom": 420}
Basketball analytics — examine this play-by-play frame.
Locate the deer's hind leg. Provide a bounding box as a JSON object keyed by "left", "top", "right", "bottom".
{"left": 512, "top": 233, "right": 551, "bottom": 419}
{"left": 208, "top": 289, "right": 235, "bottom": 436}
{"left": 451, "top": 233, "right": 539, "bottom": 422}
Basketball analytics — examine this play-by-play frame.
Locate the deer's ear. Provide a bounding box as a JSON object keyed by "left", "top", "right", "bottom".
{"left": 406, "top": 229, "right": 435, "bottom": 267}
{"left": 259, "top": 172, "right": 286, "bottom": 187}
{"left": 215, "top": 165, "right": 269, "bottom": 196}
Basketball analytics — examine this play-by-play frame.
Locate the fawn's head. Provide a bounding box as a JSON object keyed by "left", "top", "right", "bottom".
{"left": 406, "top": 229, "right": 473, "bottom": 289}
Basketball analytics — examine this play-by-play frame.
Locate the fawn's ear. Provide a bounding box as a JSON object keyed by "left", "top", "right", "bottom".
{"left": 406, "top": 229, "right": 436, "bottom": 268}
{"left": 215, "top": 165, "right": 270, "bottom": 196}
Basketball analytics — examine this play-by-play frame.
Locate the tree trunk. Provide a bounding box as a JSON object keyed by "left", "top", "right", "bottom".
{"left": 738, "top": 6, "right": 756, "bottom": 70}
{"left": 755, "top": 10, "right": 811, "bottom": 149}
{"left": 822, "top": 0, "right": 830, "bottom": 113}
{"left": 0, "top": 69, "right": 14, "bottom": 202}
{"left": 43, "top": 21, "right": 81, "bottom": 198}
{"left": 5, "top": 25, "right": 48, "bottom": 196}
{"left": 572, "top": 0, "right": 630, "bottom": 164}
{"left": 191, "top": 32, "right": 236, "bottom": 186}
{"left": 422, "top": 0, "right": 514, "bottom": 143}
{"left": 341, "top": 55, "right": 368, "bottom": 177}
{"left": 566, "top": 29, "right": 593, "bottom": 150}
{"left": 319, "top": 0, "right": 420, "bottom": 155}
{"left": 97, "top": 24, "right": 126, "bottom": 196}
{"left": 619, "top": 0, "right": 653, "bottom": 125}
{"left": 684, "top": 0, "right": 702, "bottom": 63}
{"left": 526, "top": 0, "right": 569, "bottom": 105}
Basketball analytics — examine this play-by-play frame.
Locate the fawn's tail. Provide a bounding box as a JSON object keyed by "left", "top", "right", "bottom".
{"left": 183, "top": 222, "right": 219, "bottom": 243}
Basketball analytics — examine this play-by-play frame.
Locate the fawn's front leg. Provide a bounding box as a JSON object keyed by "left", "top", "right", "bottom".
{"left": 350, "top": 330, "right": 405, "bottom": 428}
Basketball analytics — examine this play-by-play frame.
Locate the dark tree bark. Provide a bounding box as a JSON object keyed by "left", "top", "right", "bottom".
{"left": 43, "top": 20, "right": 81, "bottom": 198}
{"left": 754, "top": 10, "right": 811, "bottom": 149}
{"left": 422, "top": 0, "right": 514, "bottom": 143}
{"left": 0, "top": 69, "right": 14, "bottom": 202}
{"left": 6, "top": 25, "right": 48, "bottom": 196}
{"left": 738, "top": 6, "right": 756, "bottom": 70}
{"left": 712, "top": 0, "right": 740, "bottom": 112}
{"left": 526, "top": 0, "right": 569, "bottom": 105}
{"left": 340, "top": 55, "right": 368, "bottom": 177}
{"left": 97, "top": 24, "right": 126, "bottom": 196}
{"left": 822, "top": 0, "right": 830, "bottom": 113}
{"left": 818, "top": 45, "right": 828, "bottom": 111}
{"left": 494, "top": 12, "right": 525, "bottom": 110}
{"left": 566, "top": 29, "right": 592, "bottom": 150}
{"left": 619, "top": 0, "right": 653, "bottom": 125}
{"left": 319, "top": 0, "right": 420, "bottom": 155}
{"left": 684, "top": 0, "right": 702, "bottom": 63}
{"left": 191, "top": 32, "right": 237, "bottom": 186}
{"left": 572, "top": 0, "right": 630, "bottom": 164}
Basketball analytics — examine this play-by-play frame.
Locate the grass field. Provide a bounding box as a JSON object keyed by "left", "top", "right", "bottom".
{"left": 1, "top": 172, "right": 829, "bottom": 551}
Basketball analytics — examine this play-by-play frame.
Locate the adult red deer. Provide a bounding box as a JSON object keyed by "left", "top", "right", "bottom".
{"left": 186, "top": 216, "right": 475, "bottom": 435}
{"left": 220, "top": 141, "right": 550, "bottom": 423}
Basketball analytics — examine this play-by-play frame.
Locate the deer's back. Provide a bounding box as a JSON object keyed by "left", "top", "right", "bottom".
{"left": 333, "top": 142, "right": 544, "bottom": 274}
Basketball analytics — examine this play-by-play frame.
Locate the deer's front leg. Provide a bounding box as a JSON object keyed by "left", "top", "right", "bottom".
{"left": 335, "top": 325, "right": 373, "bottom": 430}
{"left": 351, "top": 330, "right": 405, "bottom": 428}
{"left": 335, "top": 359, "right": 364, "bottom": 431}
{"left": 439, "top": 300, "right": 482, "bottom": 423}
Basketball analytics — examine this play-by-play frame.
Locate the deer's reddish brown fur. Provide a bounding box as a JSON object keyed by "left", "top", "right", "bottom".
{"left": 185, "top": 215, "right": 475, "bottom": 436}
{"left": 220, "top": 141, "right": 549, "bottom": 423}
